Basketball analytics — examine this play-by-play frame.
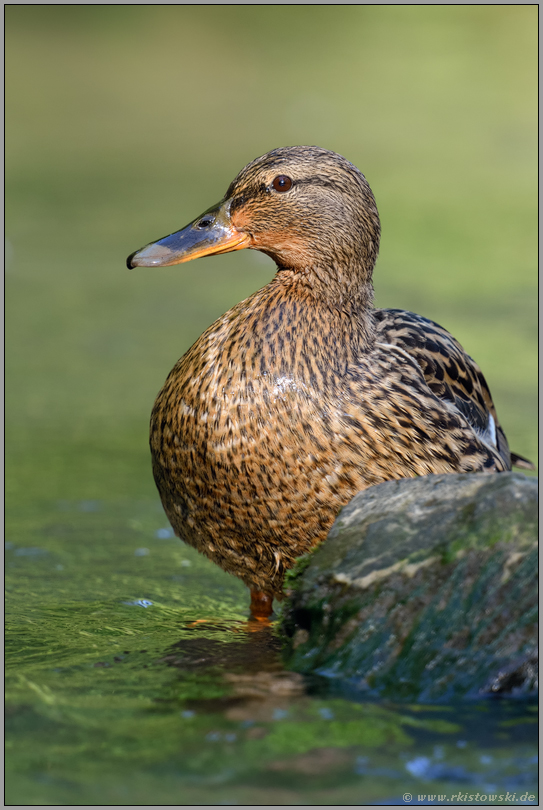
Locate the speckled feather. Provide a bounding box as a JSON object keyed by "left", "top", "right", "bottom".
{"left": 145, "top": 147, "right": 529, "bottom": 597}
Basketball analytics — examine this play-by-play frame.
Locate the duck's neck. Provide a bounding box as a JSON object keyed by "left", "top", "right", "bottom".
{"left": 277, "top": 261, "right": 374, "bottom": 330}
{"left": 274, "top": 256, "right": 374, "bottom": 307}
{"left": 249, "top": 265, "right": 376, "bottom": 377}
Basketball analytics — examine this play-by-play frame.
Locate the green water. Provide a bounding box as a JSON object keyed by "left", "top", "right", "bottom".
{"left": 6, "top": 6, "right": 537, "bottom": 804}
{"left": 5, "top": 499, "right": 538, "bottom": 804}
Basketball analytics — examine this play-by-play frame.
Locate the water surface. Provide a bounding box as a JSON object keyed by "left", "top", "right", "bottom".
{"left": 5, "top": 499, "right": 537, "bottom": 805}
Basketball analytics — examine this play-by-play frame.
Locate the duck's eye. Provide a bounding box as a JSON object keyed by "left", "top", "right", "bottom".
{"left": 196, "top": 215, "right": 214, "bottom": 229}
{"left": 272, "top": 175, "right": 293, "bottom": 193}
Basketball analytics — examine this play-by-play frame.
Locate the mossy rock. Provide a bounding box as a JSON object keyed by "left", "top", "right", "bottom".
{"left": 281, "top": 473, "right": 538, "bottom": 702}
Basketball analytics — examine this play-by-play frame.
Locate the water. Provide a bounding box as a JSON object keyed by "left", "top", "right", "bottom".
{"left": 5, "top": 499, "right": 537, "bottom": 805}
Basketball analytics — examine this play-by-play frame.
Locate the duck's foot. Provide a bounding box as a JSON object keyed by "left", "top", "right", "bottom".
{"left": 249, "top": 590, "right": 274, "bottom": 621}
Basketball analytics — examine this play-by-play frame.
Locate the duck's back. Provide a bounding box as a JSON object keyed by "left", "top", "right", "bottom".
{"left": 373, "top": 308, "right": 512, "bottom": 470}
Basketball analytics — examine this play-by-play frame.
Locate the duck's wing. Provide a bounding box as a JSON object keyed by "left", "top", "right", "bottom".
{"left": 373, "top": 309, "right": 534, "bottom": 471}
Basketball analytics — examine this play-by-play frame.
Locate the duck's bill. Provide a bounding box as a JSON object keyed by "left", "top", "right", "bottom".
{"left": 127, "top": 201, "right": 251, "bottom": 268}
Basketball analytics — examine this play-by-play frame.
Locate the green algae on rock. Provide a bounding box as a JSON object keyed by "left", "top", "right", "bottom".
{"left": 281, "top": 473, "right": 538, "bottom": 702}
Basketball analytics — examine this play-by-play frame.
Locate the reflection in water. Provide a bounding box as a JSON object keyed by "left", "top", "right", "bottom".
{"left": 163, "top": 620, "right": 283, "bottom": 672}
{"left": 161, "top": 621, "right": 306, "bottom": 723}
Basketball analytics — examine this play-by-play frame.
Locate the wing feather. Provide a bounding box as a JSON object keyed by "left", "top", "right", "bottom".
{"left": 373, "top": 309, "right": 533, "bottom": 470}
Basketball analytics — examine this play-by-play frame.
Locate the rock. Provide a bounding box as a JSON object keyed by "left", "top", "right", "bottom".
{"left": 281, "top": 473, "right": 538, "bottom": 702}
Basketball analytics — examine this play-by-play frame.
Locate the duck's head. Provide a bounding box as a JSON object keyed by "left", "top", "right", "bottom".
{"left": 128, "top": 146, "right": 380, "bottom": 301}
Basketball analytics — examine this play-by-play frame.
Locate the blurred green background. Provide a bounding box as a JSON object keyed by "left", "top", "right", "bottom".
{"left": 5, "top": 7, "right": 538, "bottom": 804}
{"left": 6, "top": 5, "right": 537, "bottom": 509}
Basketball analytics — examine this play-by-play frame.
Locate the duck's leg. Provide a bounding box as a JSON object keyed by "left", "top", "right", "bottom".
{"left": 249, "top": 590, "right": 274, "bottom": 620}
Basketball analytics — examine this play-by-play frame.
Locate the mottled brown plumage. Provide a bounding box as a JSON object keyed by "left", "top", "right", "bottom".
{"left": 128, "top": 146, "right": 533, "bottom": 610}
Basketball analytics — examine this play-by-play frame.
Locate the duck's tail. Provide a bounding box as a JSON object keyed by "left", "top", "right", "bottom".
{"left": 511, "top": 452, "right": 536, "bottom": 471}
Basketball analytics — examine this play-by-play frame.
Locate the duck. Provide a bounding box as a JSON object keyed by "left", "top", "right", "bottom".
{"left": 128, "top": 146, "right": 534, "bottom": 619}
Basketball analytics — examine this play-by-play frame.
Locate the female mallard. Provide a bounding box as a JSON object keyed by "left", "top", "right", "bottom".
{"left": 128, "top": 146, "right": 533, "bottom": 618}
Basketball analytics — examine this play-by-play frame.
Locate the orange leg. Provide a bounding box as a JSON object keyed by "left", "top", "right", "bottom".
{"left": 249, "top": 590, "right": 274, "bottom": 620}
